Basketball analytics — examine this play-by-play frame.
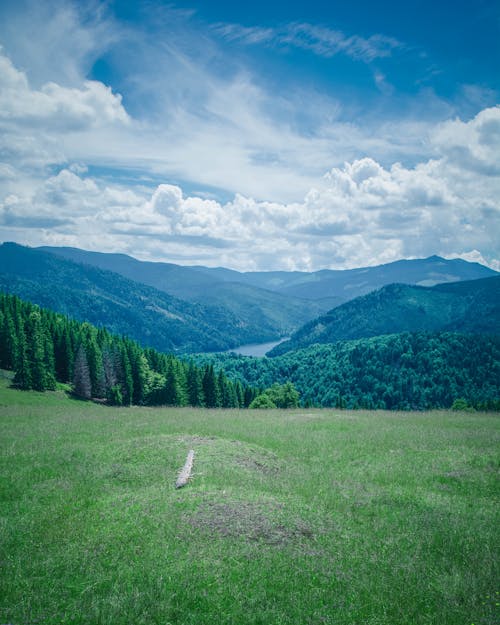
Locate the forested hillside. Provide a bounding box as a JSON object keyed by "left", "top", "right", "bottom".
{"left": 0, "top": 293, "right": 260, "bottom": 408}
{"left": 191, "top": 332, "right": 500, "bottom": 410}
{"left": 271, "top": 276, "right": 500, "bottom": 355}
{"left": 0, "top": 243, "right": 276, "bottom": 352}
{"left": 40, "top": 245, "right": 497, "bottom": 305}
{"left": 39, "top": 245, "right": 329, "bottom": 334}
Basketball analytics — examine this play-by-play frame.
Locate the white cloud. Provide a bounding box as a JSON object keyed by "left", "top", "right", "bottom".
{"left": 445, "top": 250, "right": 500, "bottom": 272}
{"left": 2, "top": 105, "right": 498, "bottom": 272}
{"left": 432, "top": 105, "right": 500, "bottom": 175}
{"left": 213, "top": 21, "right": 401, "bottom": 62}
{"left": 0, "top": 2, "right": 498, "bottom": 273}
{"left": 0, "top": 51, "right": 129, "bottom": 129}
{"left": 0, "top": 0, "right": 119, "bottom": 87}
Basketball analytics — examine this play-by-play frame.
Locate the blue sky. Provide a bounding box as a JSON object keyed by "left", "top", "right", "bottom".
{"left": 0, "top": 0, "right": 499, "bottom": 270}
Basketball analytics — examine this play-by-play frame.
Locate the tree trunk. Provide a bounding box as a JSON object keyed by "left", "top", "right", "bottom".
{"left": 175, "top": 450, "right": 195, "bottom": 489}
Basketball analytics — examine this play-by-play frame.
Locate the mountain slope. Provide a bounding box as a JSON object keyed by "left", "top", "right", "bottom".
{"left": 39, "top": 246, "right": 497, "bottom": 306}
{"left": 0, "top": 243, "right": 269, "bottom": 353}
{"left": 269, "top": 276, "right": 500, "bottom": 356}
{"left": 205, "top": 255, "right": 497, "bottom": 300}
{"left": 38, "top": 246, "right": 329, "bottom": 335}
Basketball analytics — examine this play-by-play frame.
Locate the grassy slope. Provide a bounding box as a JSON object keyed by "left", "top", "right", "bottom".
{"left": 0, "top": 375, "right": 498, "bottom": 625}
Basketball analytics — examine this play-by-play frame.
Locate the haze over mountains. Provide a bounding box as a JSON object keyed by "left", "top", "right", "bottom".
{"left": 0, "top": 242, "right": 498, "bottom": 355}
{"left": 39, "top": 245, "right": 496, "bottom": 306}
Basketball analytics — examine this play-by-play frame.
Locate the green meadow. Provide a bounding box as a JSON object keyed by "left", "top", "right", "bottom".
{"left": 0, "top": 373, "right": 498, "bottom": 625}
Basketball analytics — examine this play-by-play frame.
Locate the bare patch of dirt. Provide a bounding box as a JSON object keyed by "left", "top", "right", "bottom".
{"left": 185, "top": 501, "right": 314, "bottom": 546}
{"left": 233, "top": 454, "right": 280, "bottom": 475}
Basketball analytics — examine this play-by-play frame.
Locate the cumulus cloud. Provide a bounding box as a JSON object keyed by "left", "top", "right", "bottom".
{"left": 3, "top": 106, "right": 498, "bottom": 272}
{"left": 0, "top": 3, "right": 497, "bottom": 272}
{"left": 0, "top": 50, "right": 129, "bottom": 129}
{"left": 432, "top": 105, "right": 500, "bottom": 175}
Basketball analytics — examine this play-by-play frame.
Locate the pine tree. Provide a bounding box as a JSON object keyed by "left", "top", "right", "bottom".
{"left": 235, "top": 381, "right": 244, "bottom": 408}
{"left": 26, "top": 310, "right": 48, "bottom": 391}
{"left": 187, "top": 362, "right": 204, "bottom": 406}
{"left": 163, "top": 360, "right": 180, "bottom": 405}
{"left": 202, "top": 365, "right": 220, "bottom": 408}
{"left": 73, "top": 344, "right": 92, "bottom": 399}
{"left": 120, "top": 345, "right": 134, "bottom": 405}
{"left": 13, "top": 315, "right": 31, "bottom": 390}
{"left": 84, "top": 324, "right": 105, "bottom": 397}
{"left": 54, "top": 324, "right": 73, "bottom": 382}
{"left": 0, "top": 306, "right": 17, "bottom": 370}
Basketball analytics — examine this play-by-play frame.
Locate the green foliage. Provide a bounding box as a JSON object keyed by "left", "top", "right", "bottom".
{"left": 107, "top": 384, "right": 123, "bottom": 406}
{"left": 451, "top": 398, "right": 476, "bottom": 412}
{"left": 190, "top": 332, "right": 500, "bottom": 411}
{"left": 246, "top": 382, "right": 300, "bottom": 409}
{"left": 249, "top": 394, "right": 277, "bottom": 409}
{"left": 271, "top": 276, "right": 500, "bottom": 356}
{"left": 0, "top": 242, "right": 307, "bottom": 353}
{"left": 259, "top": 382, "right": 300, "bottom": 408}
{"left": 0, "top": 292, "right": 257, "bottom": 408}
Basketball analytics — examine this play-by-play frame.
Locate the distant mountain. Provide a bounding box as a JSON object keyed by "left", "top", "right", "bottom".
{"left": 0, "top": 243, "right": 279, "bottom": 353}
{"left": 39, "top": 246, "right": 496, "bottom": 308}
{"left": 233, "top": 255, "right": 497, "bottom": 302}
{"left": 269, "top": 276, "right": 500, "bottom": 356}
{"left": 38, "top": 246, "right": 329, "bottom": 336}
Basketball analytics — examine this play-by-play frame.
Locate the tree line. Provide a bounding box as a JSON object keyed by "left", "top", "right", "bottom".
{"left": 0, "top": 293, "right": 262, "bottom": 408}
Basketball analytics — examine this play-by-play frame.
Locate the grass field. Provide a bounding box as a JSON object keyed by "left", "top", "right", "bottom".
{"left": 0, "top": 373, "right": 498, "bottom": 625}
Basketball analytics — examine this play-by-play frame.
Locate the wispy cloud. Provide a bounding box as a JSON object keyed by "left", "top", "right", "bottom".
{"left": 2, "top": 107, "right": 499, "bottom": 271}
{"left": 0, "top": 0, "right": 498, "bottom": 272}
{"left": 213, "top": 21, "right": 402, "bottom": 62}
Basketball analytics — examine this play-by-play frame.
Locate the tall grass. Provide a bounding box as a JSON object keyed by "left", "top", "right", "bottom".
{"left": 0, "top": 376, "right": 498, "bottom": 624}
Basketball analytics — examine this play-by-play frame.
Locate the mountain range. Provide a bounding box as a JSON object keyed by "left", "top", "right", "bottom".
{"left": 39, "top": 245, "right": 495, "bottom": 305}
{"left": 0, "top": 242, "right": 497, "bottom": 354}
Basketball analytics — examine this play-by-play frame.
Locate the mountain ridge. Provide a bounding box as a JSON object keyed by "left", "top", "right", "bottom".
{"left": 0, "top": 243, "right": 269, "bottom": 352}
{"left": 269, "top": 275, "right": 500, "bottom": 356}
{"left": 38, "top": 244, "right": 497, "bottom": 305}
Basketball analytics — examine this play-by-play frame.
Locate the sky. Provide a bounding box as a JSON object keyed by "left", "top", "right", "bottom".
{"left": 0, "top": 0, "right": 499, "bottom": 271}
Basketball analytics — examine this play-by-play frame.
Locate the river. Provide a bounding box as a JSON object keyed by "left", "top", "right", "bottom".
{"left": 227, "top": 338, "right": 289, "bottom": 358}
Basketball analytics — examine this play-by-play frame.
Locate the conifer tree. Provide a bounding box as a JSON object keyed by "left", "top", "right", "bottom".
{"left": 163, "top": 360, "right": 180, "bottom": 405}
{"left": 54, "top": 325, "right": 73, "bottom": 382}
{"left": 235, "top": 381, "right": 244, "bottom": 408}
{"left": 202, "top": 364, "right": 219, "bottom": 408}
{"left": 187, "top": 361, "right": 204, "bottom": 406}
{"left": 0, "top": 306, "right": 17, "bottom": 370}
{"left": 73, "top": 344, "right": 92, "bottom": 399}
{"left": 26, "top": 310, "right": 48, "bottom": 391}
{"left": 83, "top": 328, "right": 105, "bottom": 398}
{"left": 13, "top": 315, "right": 31, "bottom": 390}
{"left": 120, "top": 344, "right": 134, "bottom": 405}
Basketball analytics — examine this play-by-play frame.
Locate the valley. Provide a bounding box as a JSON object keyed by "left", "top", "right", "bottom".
{"left": 0, "top": 241, "right": 498, "bottom": 411}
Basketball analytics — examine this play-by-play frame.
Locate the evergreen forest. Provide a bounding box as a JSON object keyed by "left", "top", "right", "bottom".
{"left": 191, "top": 332, "right": 500, "bottom": 411}
{"left": 0, "top": 293, "right": 262, "bottom": 408}
{"left": 1, "top": 289, "right": 498, "bottom": 412}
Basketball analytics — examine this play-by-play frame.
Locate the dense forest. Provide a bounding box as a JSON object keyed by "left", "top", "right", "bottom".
{"left": 1, "top": 291, "right": 498, "bottom": 412}
{"left": 0, "top": 293, "right": 263, "bottom": 408}
{"left": 192, "top": 332, "right": 500, "bottom": 410}
{"left": 270, "top": 276, "right": 500, "bottom": 356}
